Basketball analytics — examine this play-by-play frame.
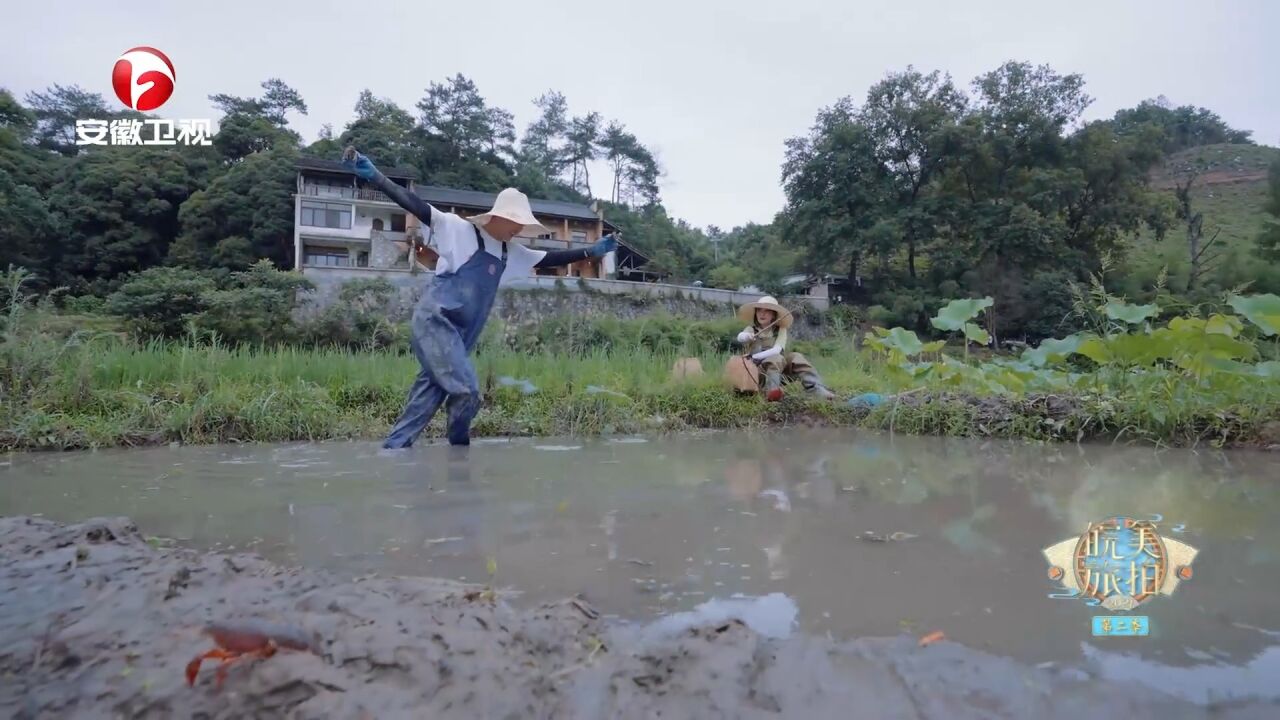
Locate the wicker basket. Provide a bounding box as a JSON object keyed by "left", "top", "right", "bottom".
{"left": 723, "top": 355, "right": 760, "bottom": 393}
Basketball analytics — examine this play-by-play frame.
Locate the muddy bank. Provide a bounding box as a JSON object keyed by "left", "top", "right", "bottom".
{"left": 1, "top": 515, "right": 1275, "bottom": 719}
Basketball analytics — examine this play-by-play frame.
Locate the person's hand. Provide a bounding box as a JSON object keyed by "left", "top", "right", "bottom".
{"left": 736, "top": 330, "right": 756, "bottom": 344}
{"left": 589, "top": 234, "right": 618, "bottom": 257}
{"left": 341, "top": 146, "right": 378, "bottom": 181}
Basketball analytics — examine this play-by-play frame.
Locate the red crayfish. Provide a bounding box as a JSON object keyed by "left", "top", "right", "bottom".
{"left": 186, "top": 620, "right": 314, "bottom": 689}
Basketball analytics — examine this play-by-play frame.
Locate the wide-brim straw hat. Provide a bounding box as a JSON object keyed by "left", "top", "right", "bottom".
{"left": 737, "top": 296, "right": 792, "bottom": 329}
{"left": 467, "top": 188, "right": 551, "bottom": 239}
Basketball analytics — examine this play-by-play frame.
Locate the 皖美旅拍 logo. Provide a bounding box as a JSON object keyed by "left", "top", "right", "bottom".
{"left": 1044, "top": 516, "right": 1198, "bottom": 636}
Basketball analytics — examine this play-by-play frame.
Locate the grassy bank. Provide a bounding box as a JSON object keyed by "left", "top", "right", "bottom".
{"left": 4, "top": 265, "right": 1279, "bottom": 451}
{"left": 3, "top": 330, "right": 1278, "bottom": 452}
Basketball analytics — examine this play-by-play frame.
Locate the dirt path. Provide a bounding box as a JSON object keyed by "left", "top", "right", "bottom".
{"left": 1, "top": 515, "right": 1274, "bottom": 719}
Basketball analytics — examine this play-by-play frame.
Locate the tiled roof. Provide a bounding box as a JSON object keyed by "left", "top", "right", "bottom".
{"left": 416, "top": 185, "right": 609, "bottom": 225}
{"left": 295, "top": 156, "right": 419, "bottom": 180}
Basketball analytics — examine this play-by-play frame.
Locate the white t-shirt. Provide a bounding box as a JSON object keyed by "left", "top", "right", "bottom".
{"left": 425, "top": 207, "right": 546, "bottom": 286}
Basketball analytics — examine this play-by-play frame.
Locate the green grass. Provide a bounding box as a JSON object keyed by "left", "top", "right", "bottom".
{"left": 2, "top": 326, "right": 1276, "bottom": 452}
{"left": 0, "top": 331, "right": 869, "bottom": 450}
{"left": 3, "top": 261, "right": 1277, "bottom": 453}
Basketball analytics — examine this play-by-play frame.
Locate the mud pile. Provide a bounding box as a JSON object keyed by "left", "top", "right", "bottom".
{"left": 1, "top": 515, "right": 1273, "bottom": 719}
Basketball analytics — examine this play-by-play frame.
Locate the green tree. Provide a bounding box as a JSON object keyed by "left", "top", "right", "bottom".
{"left": 306, "top": 124, "right": 343, "bottom": 159}
{"left": 338, "top": 90, "right": 417, "bottom": 168}
{"left": 45, "top": 146, "right": 212, "bottom": 292}
{"left": 520, "top": 91, "right": 570, "bottom": 178}
{"left": 781, "top": 97, "right": 892, "bottom": 283}
{"left": 417, "top": 74, "right": 514, "bottom": 160}
{"left": 170, "top": 148, "right": 298, "bottom": 269}
{"left": 1257, "top": 158, "right": 1280, "bottom": 264}
{"left": 707, "top": 264, "right": 750, "bottom": 290}
{"left": 210, "top": 78, "right": 308, "bottom": 127}
{"left": 23, "top": 84, "right": 123, "bottom": 156}
{"left": 0, "top": 89, "right": 36, "bottom": 137}
{"left": 413, "top": 75, "right": 515, "bottom": 190}
{"left": 564, "top": 112, "right": 602, "bottom": 197}
{"left": 214, "top": 114, "right": 299, "bottom": 162}
{"left": 0, "top": 167, "right": 55, "bottom": 274}
{"left": 860, "top": 67, "right": 967, "bottom": 279}
{"left": 599, "top": 121, "right": 660, "bottom": 206}
{"left": 935, "top": 62, "right": 1153, "bottom": 337}
{"left": 1112, "top": 97, "right": 1253, "bottom": 153}
{"left": 209, "top": 79, "right": 308, "bottom": 162}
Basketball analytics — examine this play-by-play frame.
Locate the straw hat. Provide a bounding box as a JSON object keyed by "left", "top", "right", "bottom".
{"left": 467, "top": 188, "right": 550, "bottom": 237}
{"left": 737, "top": 296, "right": 792, "bottom": 329}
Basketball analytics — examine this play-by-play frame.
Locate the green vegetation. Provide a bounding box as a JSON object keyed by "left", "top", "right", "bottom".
{"left": 863, "top": 279, "right": 1280, "bottom": 446}
{"left": 3, "top": 267, "right": 1276, "bottom": 452}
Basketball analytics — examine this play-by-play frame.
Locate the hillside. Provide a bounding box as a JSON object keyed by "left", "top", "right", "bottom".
{"left": 1124, "top": 143, "right": 1279, "bottom": 293}
{"left": 1149, "top": 143, "right": 1278, "bottom": 248}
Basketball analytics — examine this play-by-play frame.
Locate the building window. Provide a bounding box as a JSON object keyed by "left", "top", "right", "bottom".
{"left": 390, "top": 213, "right": 406, "bottom": 232}
{"left": 571, "top": 231, "right": 588, "bottom": 244}
{"left": 301, "top": 200, "right": 352, "bottom": 229}
{"left": 356, "top": 251, "right": 369, "bottom": 268}
{"left": 304, "top": 176, "right": 355, "bottom": 198}
{"left": 303, "top": 247, "right": 350, "bottom": 267}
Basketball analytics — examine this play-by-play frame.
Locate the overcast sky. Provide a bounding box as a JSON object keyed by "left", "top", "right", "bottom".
{"left": 4, "top": 0, "right": 1276, "bottom": 229}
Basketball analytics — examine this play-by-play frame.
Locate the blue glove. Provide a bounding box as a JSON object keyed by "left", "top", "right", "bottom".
{"left": 589, "top": 234, "right": 618, "bottom": 257}
{"left": 341, "top": 146, "right": 378, "bottom": 181}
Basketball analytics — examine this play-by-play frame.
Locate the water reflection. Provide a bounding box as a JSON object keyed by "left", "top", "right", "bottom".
{"left": 2, "top": 431, "right": 1279, "bottom": 696}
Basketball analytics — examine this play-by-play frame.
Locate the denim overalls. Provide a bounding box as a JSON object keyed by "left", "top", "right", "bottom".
{"left": 384, "top": 227, "right": 506, "bottom": 448}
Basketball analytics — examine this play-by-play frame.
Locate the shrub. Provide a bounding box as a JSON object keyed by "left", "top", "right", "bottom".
{"left": 106, "top": 261, "right": 313, "bottom": 344}
{"left": 105, "top": 266, "right": 218, "bottom": 338}
{"left": 194, "top": 261, "right": 312, "bottom": 345}
{"left": 867, "top": 304, "right": 894, "bottom": 327}
{"left": 499, "top": 314, "right": 742, "bottom": 356}
{"left": 62, "top": 294, "right": 106, "bottom": 315}
{"left": 708, "top": 264, "right": 750, "bottom": 290}
{"left": 825, "top": 304, "right": 863, "bottom": 332}
{"left": 299, "top": 277, "right": 403, "bottom": 350}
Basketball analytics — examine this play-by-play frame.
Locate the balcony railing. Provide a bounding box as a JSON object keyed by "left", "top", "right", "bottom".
{"left": 301, "top": 184, "right": 396, "bottom": 204}
{"left": 521, "top": 236, "right": 594, "bottom": 251}
{"left": 370, "top": 229, "right": 408, "bottom": 243}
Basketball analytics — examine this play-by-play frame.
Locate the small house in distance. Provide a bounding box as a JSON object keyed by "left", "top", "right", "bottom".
{"left": 780, "top": 274, "right": 855, "bottom": 305}
{"left": 292, "top": 157, "right": 626, "bottom": 280}
{"left": 613, "top": 243, "right": 668, "bottom": 283}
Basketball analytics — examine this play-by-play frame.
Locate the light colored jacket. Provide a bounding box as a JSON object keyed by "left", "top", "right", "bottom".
{"left": 737, "top": 324, "right": 787, "bottom": 361}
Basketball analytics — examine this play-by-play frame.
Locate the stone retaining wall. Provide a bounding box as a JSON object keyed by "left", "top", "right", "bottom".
{"left": 296, "top": 268, "right": 833, "bottom": 339}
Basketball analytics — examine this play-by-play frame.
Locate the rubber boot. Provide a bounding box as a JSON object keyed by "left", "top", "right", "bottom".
{"left": 800, "top": 371, "right": 836, "bottom": 401}
{"left": 764, "top": 369, "right": 784, "bottom": 402}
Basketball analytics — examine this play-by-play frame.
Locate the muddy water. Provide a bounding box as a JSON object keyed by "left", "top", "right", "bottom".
{"left": 3, "top": 430, "right": 1279, "bottom": 704}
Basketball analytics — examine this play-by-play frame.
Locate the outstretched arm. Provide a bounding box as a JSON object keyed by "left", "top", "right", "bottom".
{"left": 341, "top": 147, "right": 434, "bottom": 227}
{"left": 534, "top": 234, "right": 619, "bottom": 269}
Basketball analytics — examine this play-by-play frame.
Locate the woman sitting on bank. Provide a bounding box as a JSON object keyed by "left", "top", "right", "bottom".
{"left": 735, "top": 296, "right": 835, "bottom": 401}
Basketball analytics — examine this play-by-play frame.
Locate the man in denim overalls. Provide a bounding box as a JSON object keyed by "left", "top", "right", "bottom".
{"left": 341, "top": 148, "right": 617, "bottom": 448}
